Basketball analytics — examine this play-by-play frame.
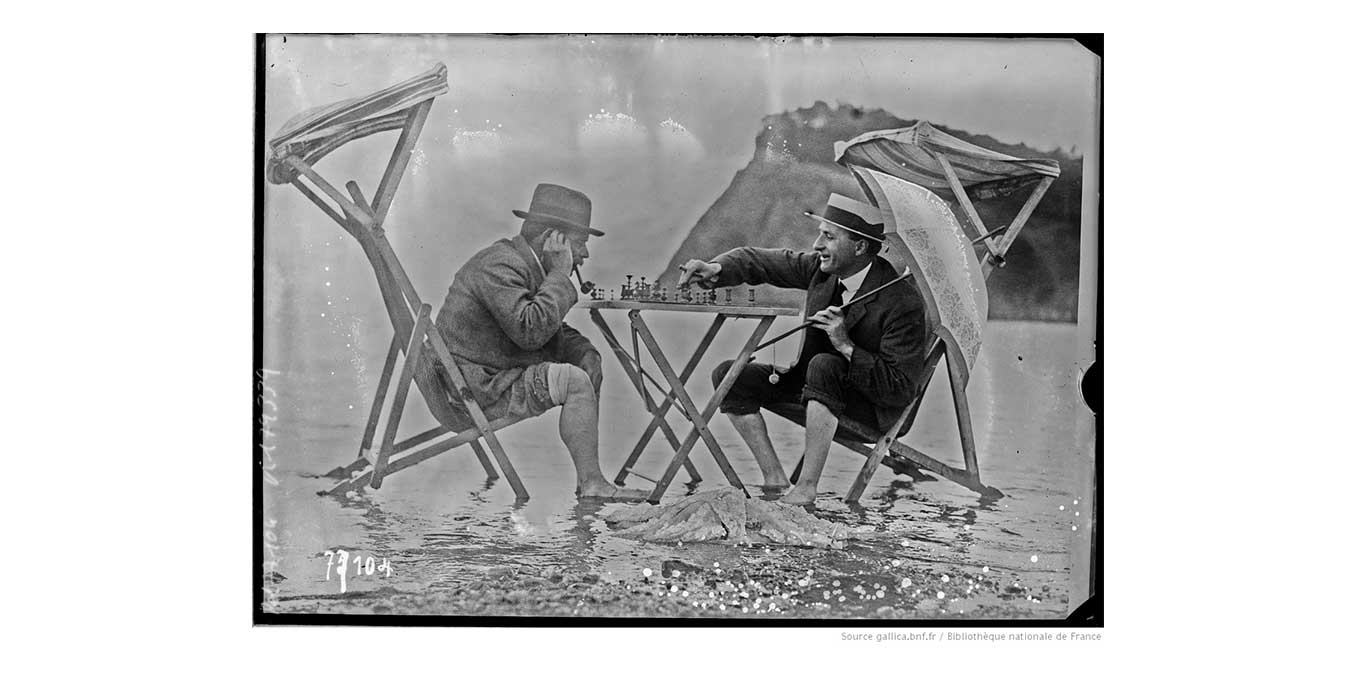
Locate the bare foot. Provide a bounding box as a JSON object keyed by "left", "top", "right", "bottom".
{"left": 577, "top": 484, "right": 650, "bottom": 502}
{"left": 779, "top": 486, "right": 817, "bottom": 506}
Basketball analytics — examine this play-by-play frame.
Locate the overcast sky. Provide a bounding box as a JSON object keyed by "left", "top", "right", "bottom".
{"left": 263, "top": 34, "right": 1099, "bottom": 306}
{"left": 265, "top": 35, "right": 1099, "bottom": 157}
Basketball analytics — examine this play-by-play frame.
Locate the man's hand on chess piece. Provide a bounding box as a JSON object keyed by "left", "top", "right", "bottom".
{"left": 542, "top": 229, "right": 574, "bottom": 274}
{"left": 677, "top": 259, "right": 721, "bottom": 289}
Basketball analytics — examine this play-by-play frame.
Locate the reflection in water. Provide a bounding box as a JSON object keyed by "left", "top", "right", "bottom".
{"left": 265, "top": 322, "right": 1091, "bottom": 618}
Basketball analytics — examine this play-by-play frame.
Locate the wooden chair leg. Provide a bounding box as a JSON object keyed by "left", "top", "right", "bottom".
{"left": 370, "top": 312, "right": 429, "bottom": 489}
{"left": 476, "top": 427, "right": 527, "bottom": 500}
{"left": 846, "top": 400, "right": 917, "bottom": 502}
{"left": 420, "top": 307, "right": 530, "bottom": 501}
{"left": 945, "top": 345, "right": 983, "bottom": 487}
{"left": 358, "top": 334, "right": 403, "bottom": 461}
{"left": 468, "top": 440, "right": 498, "bottom": 480}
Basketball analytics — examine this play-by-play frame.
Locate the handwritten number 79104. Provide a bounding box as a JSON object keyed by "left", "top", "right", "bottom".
{"left": 323, "top": 549, "right": 392, "bottom": 593}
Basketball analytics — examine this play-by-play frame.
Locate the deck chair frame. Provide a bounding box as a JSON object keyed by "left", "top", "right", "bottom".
{"left": 777, "top": 159, "right": 1056, "bottom": 502}
{"left": 270, "top": 94, "right": 531, "bottom": 501}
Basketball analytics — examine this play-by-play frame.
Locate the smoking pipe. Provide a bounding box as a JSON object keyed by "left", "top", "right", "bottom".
{"left": 573, "top": 265, "right": 596, "bottom": 294}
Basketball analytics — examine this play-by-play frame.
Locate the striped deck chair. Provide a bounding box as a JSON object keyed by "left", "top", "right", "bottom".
{"left": 769, "top": 122, "right": 1059, "bottom": 501}
{"left": 266, "top": 63, "right": 531, "bottom": 500}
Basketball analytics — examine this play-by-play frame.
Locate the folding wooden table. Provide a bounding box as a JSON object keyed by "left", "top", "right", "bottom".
{"left": 575, "top": 300, "right": 798, "bottom": 503}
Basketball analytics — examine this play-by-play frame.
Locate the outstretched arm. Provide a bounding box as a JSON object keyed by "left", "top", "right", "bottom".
{"left": 683, "top": 247, "right": 820, "bottom": 290}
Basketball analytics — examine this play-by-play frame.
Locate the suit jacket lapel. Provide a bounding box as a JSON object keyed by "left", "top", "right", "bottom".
{"left": 793, "top": 272, "right": 838, "bottom": 369}
{"left": 844, "top": 259, "right": 891, "bottom": 331}
{"left": 805, "top": 272, "right": 839, "bottom": 317}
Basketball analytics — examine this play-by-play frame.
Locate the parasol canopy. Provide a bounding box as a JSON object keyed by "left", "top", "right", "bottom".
{"left": 835, "top": 121, "right": 1060, "bottom": 202}
{"left": 852, "top": 167, "right": 988, "bottom": 376}
{"left": 266, "top": 63, "right": 449, "bottom": 185}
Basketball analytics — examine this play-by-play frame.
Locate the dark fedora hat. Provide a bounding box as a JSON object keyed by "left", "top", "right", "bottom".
{"left": 512, "top": 183, "right": 605, "bottom": 237}
{"left": 803, "top": 193, "right": 885, "bottom": 242}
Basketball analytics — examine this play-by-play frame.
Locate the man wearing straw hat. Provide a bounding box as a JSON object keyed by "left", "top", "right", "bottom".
{"left": 436, "top": 183, "right": 647, "bottom": 501}
{"left": 677, "top": 193, "right": 928, "bottom": 505}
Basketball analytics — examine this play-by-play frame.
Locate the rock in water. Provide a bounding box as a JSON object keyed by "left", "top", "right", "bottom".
{"left": 600, "top": 488, "right": 872, "bottom": 549}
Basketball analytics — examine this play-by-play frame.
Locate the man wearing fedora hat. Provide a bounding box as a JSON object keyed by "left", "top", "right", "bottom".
{"left": 677, "top": 193, "right": 928, "bottom": 505}
{"left": 435, "top": 183, "right": 646, "bottom": 500}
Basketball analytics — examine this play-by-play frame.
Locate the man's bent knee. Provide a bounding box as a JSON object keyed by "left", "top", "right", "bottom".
{"left": 711, "top": 359, "right": 736, "bottom": 389}
{"left": 802, "top": 353, "right": 849, "bottom": 416}
{"left": 548, "top": 363, "right": 593, "bottom": 404}
{"left": 805, "top": 353, "right": 848, "bottom": 386}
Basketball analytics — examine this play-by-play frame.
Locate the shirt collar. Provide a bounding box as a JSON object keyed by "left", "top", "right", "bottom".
{"left": 839, "top": 260, "right": 872, "bottom": 297}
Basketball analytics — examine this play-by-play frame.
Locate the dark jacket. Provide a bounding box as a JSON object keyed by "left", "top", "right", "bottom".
{"left": 435, "top": 235, "right": 599, "bottom": 408}
{"left": 711, "top": 247, "right": 928, "bottom": 427}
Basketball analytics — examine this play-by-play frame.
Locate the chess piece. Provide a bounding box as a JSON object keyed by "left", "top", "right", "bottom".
{"left": 725, "top": 289, "right": 733, "bottom": 305}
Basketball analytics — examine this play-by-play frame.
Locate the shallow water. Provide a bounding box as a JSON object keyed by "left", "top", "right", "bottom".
{"left": 261, "top": 319, "right": 1093, "bottom": 619}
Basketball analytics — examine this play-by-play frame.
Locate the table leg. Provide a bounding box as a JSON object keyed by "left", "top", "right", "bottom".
{"left": 636, "top": 313, "right": 775, "bottom": 502}
{"left": 588, "top": 309, "right": 700, "bottom": 483}
{"left": 629, "top": 321, "right": 702, "bottom": 484}
{"left": 613, "top": 314, "right": 725, "bottom": 484}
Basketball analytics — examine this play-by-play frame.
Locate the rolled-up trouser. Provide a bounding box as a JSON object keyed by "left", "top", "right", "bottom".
{"left": 711, "top": 352, "right": 879, "bottom": 433}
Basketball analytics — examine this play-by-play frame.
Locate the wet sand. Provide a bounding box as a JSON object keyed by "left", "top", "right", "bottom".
{"left": 262, "top": 320, "right": 1092, "bottom": 619}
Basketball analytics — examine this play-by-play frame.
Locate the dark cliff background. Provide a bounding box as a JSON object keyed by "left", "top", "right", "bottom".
{"left": 656, "top": 102, "right": 1084, "bottom": 322}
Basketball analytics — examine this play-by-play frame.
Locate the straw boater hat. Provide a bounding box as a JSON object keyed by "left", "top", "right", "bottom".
{"left": 513, "top": 183, "right": 605, "bottom": 237}
{"left": 803, "top": 193, "right": 885, "bottom": 242}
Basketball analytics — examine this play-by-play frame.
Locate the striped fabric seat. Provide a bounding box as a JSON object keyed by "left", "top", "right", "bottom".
{"left": 266, "top": 63, "right": 449, "bottom": 185}
{"left": 834, "top": 121, "right": 1060, "bottom": 201}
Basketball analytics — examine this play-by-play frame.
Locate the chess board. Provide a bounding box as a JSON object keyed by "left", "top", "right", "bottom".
{"left": 575, "top": 275, "right": 797, "bottom": 316}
